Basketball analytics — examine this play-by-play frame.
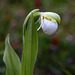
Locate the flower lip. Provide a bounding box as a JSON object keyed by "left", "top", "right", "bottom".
{"left": 40, "top": 15, "right": 58, "bottom": 35}
{"left": 37, "top": 11, "right": 61, "bottom": 35}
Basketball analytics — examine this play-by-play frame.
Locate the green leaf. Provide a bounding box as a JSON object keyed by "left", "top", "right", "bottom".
{"left": 23, "top": 9, "right": 39, "bottom": 41}
{"left": 3, "top": 34, "right": 21, "bottom": 75}
{"left": 21, "top": 14, "right": 38, "bottom": 75}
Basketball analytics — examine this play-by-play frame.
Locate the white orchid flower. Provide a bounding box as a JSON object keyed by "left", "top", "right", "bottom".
{"left": 37, "top": 12, "right": 61, "bottom": 35}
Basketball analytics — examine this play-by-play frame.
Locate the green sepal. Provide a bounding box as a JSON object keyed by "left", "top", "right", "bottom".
{"left": 41, "top": 12, "right": 61, "bottom": 24}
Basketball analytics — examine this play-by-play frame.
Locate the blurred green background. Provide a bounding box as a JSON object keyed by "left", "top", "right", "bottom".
{"left": 0, "top": 0, "right": 75, "bottom": 75}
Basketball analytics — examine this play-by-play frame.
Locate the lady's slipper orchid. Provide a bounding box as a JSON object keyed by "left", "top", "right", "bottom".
{"left": 37, "top": 12, "right": 61, "bottom": 35}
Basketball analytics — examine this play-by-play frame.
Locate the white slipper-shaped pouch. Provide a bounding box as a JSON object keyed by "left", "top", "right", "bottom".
{"left": 37, "top": 12, "right": 60, "bottom": 35}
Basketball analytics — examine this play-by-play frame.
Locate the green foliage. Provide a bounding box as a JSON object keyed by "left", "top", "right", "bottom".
{"left": 21, "top": 14, "right": 38, "bottom": 75}
{"left": 3, "top": 35, "right": 21, "bottom": 75}
{"left": 21, "top": 9, "right": 39, "bottom": 75}
{"left": 3, "top": 9, "right": 39, "bottom": 75}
